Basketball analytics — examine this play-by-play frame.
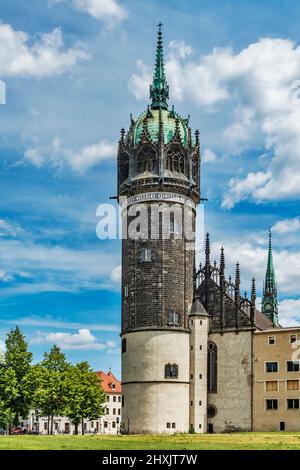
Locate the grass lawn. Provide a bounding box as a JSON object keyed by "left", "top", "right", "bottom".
{"left": 0, "top": 432, "right": 300, "bottom": 450}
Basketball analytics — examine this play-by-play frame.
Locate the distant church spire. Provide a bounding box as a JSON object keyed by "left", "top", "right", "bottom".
{"left": 150, "top": 22, "right": 169, "bottom": 110}
{"left": 262, "top": 229, "right": 279, "bottom": 326}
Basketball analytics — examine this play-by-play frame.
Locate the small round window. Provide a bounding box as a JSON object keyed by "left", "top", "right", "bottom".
{"left": 207, "top": 404, "right": 217, "bottom": 418}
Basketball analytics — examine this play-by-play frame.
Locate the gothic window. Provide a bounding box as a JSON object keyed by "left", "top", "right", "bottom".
{"left": 192, "top": 160, "right": 197, "bottom": 181}
{"left": 165, "top": 363, "right": 178, "bottom": 379}
{"left": 167, "top": 310, "right": 181, "bottom": 326}
{"left": 137, "top": 146, "right": 156, "bottom": 174}
{"left": 170, "top": 212, "right": 180, "bottom": 235}
{"left": 207, "top": 342, "right": 217, "bottom": 393}
{"left": 179, "top": 155, "right": 185, "bottom": 174}
{"left": 166, "top": 147, "right": 185, "bottom": 174}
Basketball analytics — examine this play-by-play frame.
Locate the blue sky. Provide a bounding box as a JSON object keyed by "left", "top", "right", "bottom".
{"left": 1, "top": 0, "right": 300, "bottom": 377}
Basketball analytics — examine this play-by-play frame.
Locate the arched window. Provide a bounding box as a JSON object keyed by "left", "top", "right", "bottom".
{"left": 179, "top": 155, "right": 185, "bottom": 174}
{"left": 137, "top": 146, "right": 157, "bottom": 174}
{"left": 165, "top": 147, "right": 185, "bottom": 174}
{"left": 165, "top": 363, "right": 178, "bottom": 379}
{"left": 207, "top": 342, "right": 217, "bottom": 393}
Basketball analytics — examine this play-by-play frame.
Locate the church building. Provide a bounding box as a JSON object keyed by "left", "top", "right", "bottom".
{"left": 117, "top": 25, "right": 300, "bottom": 434}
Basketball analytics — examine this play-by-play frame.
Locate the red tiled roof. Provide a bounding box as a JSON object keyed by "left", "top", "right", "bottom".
{"left": 96, "top": 370, "right": 122, "bottom": 393}
{"left": 255, "top": 309, "right": 276, "bottom": 331}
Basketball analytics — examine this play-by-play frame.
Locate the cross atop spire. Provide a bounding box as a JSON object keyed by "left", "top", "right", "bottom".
{"left": 150, "top": 23, "right": 169, "bottom": 110}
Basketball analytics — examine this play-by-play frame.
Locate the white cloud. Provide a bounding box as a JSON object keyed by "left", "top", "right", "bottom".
{"left": 203, "top": 148, "right": 217, "bottom": 163}
{"left": 207, "top": 238, "right": 300, "bottom": 297}
{"left": 110, "top": 265, "right": 121, "bottom": 283}
{"left": 3, "top": 316, "right": 119, "bottom": 332}
{"left": 0, "top": 24, "right": 88, "bottom": 77}
{"left": 0, "top": 270, "right": 13, "bottom": 283}
{"left": 128, "top": 60, "right": 152, "bottom": 101}
{"left": 169, "top": 40, "right": 193, "bottom": 59}
{"left": 0, "top": 340, "right": 5, "bottom": 352}
{"left": 24, "top": 138, "right": 116, "bottom": 173}
{"left": 0, "top": 219, "right": 24, "bottom": 238}
{"left": 51, "top": 0, "right": 126, "bottom": 26}
{"left": 0, "top": 237, "right": 120, "bottom": 295}
{"left": 31, "top": 328, "right": 116, "bottom": 350}
{"left": 130, "top": 37, "right": 300, "bottom": 206}
{"left": 272, "top": 217, "right": 300, "bottom": 234}
{"left": 222, "top": 171, "right": 272, "bottom": 209}
{"left": 279, "top": 299, "right": 300, "bottom": 327}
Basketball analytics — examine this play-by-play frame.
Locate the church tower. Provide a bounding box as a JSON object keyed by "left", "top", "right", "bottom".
{"left": 262, "top": 230, "right": 279, "bottom": 326}
{"left": 118, "top": 25, "right": 201, "bottom": 434}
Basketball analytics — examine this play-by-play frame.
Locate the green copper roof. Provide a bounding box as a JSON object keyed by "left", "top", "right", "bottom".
{"left": 130, "top": 24, "right": 191, "bottom": 147}
{"left": 150, "top": 23, "right": 169, "bottom": 110}
{"left": 133, "top": 108, "right": 189, "bottom": 146}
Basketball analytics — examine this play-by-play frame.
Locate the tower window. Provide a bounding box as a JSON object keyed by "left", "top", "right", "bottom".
{"left": 140, "top": 248, "right": 152, "bottom": 262}
{"left": 287, "top": 361, "right": 300, "bottom": 372}
{"left": 290, "top": 334, "right": 297, "bottom": 344}
{"left": 165, "top": 363, "right": 178, "bottom": 379}
{"left": 266, "top": 381, "right": 278, "bottom": 392}
{"left": 167, "top": 310, "right": 181, "bottom": 326}
{"left": 266, "top": 362, "right": 278, "bottom": 373}
{"left": 207, "top": 342, "right": 217, "bottom": 393}
{"left": 122, "top": 338, "right": 127, "bottom": 353}
{"left": 287, "top": 399, "right": 299, "bottom": 409}
{"left": 287, "top": 380, "right": 299, "bottom": 390}
{"left": 266, "top": 399, "right": 278, "bottom": 410}
{"left": 170, "top": 212, "right": 180, "bottom": 235}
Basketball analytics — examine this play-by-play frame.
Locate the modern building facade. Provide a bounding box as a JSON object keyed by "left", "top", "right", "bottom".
{"left": 118, "top": 25, "right": 299, "bottom": 434}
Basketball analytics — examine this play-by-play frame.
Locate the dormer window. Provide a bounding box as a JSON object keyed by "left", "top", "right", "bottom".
{"left": 167, "top": 310, "right": 181, "bottom": 326}
{"left": 110, "top": 382, "right": 116, "bottom": 390}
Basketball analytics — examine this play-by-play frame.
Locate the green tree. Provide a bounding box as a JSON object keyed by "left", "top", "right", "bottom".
{"left": 64, "top": 362, "right": 106, "bottom": 435}
{"left": 32, "top": 346, "right": 70, "bottom": 435}
{"left": 4, "top": 327, "right": 33, "bottom": 426}
{"left": 0, "top": 366, "right": 19, "bottom": 430}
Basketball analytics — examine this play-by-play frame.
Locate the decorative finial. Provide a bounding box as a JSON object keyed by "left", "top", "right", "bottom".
{"left": 169, "top": 104, "right": 176, "bottom": 118}
{"left": 120, "top": 128, "right": 125, "bottom": 141}
{"left": 220, "top": 246, "right": 225, "bottom": 272}
{"left": 195, "top": 129, "right": 200, "bottom": 146}
{"left": 235, "top": 262, "right": 240, "bottom": 286}
{"left": 205, "top": 233, "right": 210, "bottom": 266}
{"left": 146, "top": 105, "right": 153, "bottom": 118}
{"left": 251, "top": 277, "right": 256, "bottom": 302}
{"left": 150, "top": 24, "right": 169, "bottom": 110}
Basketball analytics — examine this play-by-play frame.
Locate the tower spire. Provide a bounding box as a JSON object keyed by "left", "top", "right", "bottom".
{"left": 262, "top": 229, "right": 279, "bottom": 326}
{"left": 150, "top": 23, "right": 169, "bottom": 110}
